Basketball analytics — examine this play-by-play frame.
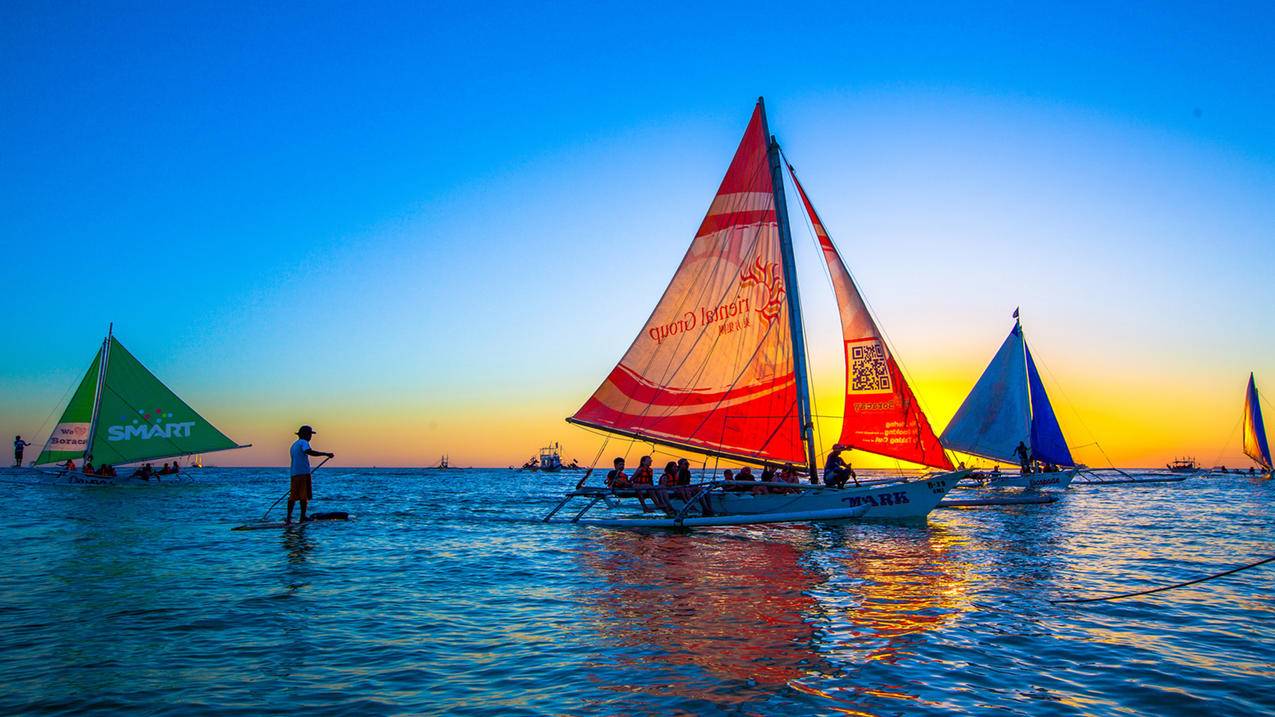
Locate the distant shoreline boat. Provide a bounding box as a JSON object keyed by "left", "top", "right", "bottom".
{"left": 1166, "top": 457, "right": 1200, "bottom": 474}
{"left": 423, "top": 455, "right": 464, "bottom": 471}
{"left": 33, "top": 325, "right": 248, "bottom": 482}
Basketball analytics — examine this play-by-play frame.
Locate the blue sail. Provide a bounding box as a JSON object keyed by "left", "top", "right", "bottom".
{"left": 1243, "top": 373, "right": 1272, "bottom": 470}
{"left": 1025, "top": 343, "right": 1074, "bottom": 466}
{"left": 940, "top": 324, "right": 1031, "bottom": 464}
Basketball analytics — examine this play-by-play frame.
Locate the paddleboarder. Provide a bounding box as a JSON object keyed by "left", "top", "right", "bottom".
{"left": 288, "top": 425, "right": 334, "bottom": 524}
{"left": 13, "top": 435, "right": 30, "bottom": 467}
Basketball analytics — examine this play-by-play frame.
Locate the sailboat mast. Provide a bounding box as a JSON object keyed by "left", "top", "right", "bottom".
{"left": 83, "top": 322, "right": 113, "bottom": 463}
{"left": 760, "top": 99, "right": 820, "bottom": 479}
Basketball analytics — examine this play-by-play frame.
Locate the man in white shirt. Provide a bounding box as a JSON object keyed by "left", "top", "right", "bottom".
{"left": 13, "top": 436, "right": 31, "bottom": 467}
{"left": 288, "top": 425, "right": 334, "bottom": 524}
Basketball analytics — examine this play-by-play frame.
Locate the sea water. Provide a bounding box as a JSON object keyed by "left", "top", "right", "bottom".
{"left": 0, "top": 468, "right": 1271, "bottom": 715}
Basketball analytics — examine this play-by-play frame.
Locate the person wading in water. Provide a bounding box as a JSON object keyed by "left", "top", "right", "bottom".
{"left": 288, "top": 425, "right": 334, "bottom": 524}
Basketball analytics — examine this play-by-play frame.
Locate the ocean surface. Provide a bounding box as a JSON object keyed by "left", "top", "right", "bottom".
{"left": 0, "top": 466, "right": 1271, "bottom": 715}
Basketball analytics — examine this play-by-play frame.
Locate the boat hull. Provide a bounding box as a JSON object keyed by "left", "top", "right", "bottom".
{"left": 683, "top": 471, "right": 965, "bottom": 521}
{"left": 976, "top": 468, "right": 1078, "bottom": 490}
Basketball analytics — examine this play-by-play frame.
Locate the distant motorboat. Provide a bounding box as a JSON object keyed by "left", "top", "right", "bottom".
{"left": 424, "top": 455, "right": 465, "bottom": 471}
{"left": 1166, "top": 457, "right": 1201, "bottom": 473}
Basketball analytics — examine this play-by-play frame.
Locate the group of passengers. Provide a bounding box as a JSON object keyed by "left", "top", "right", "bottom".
{"left": 720, "top": 464, "right": 803, "bottom": 494}
{"left": 605, "top": 455, "right": 697, "bottom": 512}
{"left": 61, "top": 459, "right": 181, "bottom": 480}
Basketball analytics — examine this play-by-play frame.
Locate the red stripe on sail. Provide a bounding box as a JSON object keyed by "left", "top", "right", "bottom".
{"left": 787, "top": 164, "right": 953, "bottom": 470}
{"left": 573, "top": 376, "right": 805, "bottom": 465}
{"left": 570, "top": 102, "right": 804, "bottom": 463}
{"left": 599, "top": 364, "right": 795, "bottom": 408}
{"left": 695, "top": 210, "right": 776, "bottom": 238}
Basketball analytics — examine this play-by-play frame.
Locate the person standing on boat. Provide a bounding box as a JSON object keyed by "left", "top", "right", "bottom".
{"left": 13, "top": 436, "right": 30, "bottom": 467}
{"left": 1014, "top": 441, "right": 1031, "bottom": 475}
{"left": 289, "top": 425, "right": 334, "bottom": 524}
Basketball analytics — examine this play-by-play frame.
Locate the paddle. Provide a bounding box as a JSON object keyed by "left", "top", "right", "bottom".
{"left": 260, "top": 456, "right": 331, "bottom": 520}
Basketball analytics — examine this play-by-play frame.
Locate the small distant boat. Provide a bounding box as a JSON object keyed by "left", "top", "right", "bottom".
{"left": 424, "top": 455, "right": 464, "bottom": 471}
{"left": 1242, "top": 373, "right": 1272, "bottom": 478}
{"left": 1166, "top": 457, "right": 1201, "bottom": 473}
{"left": 941, "top": 313, "right": 1079, "bottom": 490}
{"left": 547, "top": 98, "right": 965, "bottom": 527}
{"left": 538, "top": 442, "right": 564, "bottom": 472}
{"left": 33, "top": 325, "right": 248, "bottom": 481}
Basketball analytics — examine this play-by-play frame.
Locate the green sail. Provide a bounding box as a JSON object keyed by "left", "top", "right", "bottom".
{"left": 87, "top": 337, "right": 240, "bottom": 466}
{"left": 34, "top": 349, "right": 102, "bottom": 465}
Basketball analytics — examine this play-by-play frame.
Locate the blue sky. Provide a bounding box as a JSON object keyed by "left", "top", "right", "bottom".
{"left": 2, "top": 2, "right": 1273, "bottom": 466}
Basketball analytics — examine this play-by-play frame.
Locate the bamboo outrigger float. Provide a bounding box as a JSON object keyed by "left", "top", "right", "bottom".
{"left": 545, "top": 99, "right": 967, "bottom": 528}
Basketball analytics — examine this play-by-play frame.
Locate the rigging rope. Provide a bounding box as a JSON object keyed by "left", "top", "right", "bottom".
{"left": 1052, "top": 555, "right": 1275, "bottom": 604}
{"left": 27, "top": 370, "right": 82, "bottom": 460}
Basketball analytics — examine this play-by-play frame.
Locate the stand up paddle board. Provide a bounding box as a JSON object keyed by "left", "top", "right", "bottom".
{"left": 232, "top": 511, "right": 350, "bottom": 531}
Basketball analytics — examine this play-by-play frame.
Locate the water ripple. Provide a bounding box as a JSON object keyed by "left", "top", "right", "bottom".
{"left": 0, "top": 467, "right": 1270, "bottom": 715}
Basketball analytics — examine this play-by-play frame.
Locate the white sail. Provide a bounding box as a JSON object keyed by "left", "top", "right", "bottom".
{"left": 940, "top": 324, "right": 1031, "bottom": 463}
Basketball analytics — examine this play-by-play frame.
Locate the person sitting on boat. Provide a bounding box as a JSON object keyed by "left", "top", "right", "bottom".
{"left": 132, "top": 463, "right": 153, "bottom": 480}
{"left": 604, "top": 457, "right": 630, "bottom": 490}
{"left": 778, "top": 463, "right": 801, "bottom": 493}
{"left": 98, "top": 464, "right": 116, "bottom": 477}
{"left": 654, "top": 460, "right": 680, "bottom": 510}
{"left": 83, "top": 461, "right": 95, "bottom": 475}
{"left": 991, "top": 465, "right": 1001, "bottom": 478}
{"left": 631, "top": 455, "right": 655, "bottom": 512}
{"left": 63, "top": 458, "right": 76, "bottom": 471}
{"left": 824, "top": 445, "right": 856, "bottom": 488}
{"left": 676, "top": 458, "right": 693, "bottom": 487}
{"left": 1015, "top": 441, "right": 1032, "bottom": 474}
{"left": 758, "top": 464, "right": 776, "bottom": 494}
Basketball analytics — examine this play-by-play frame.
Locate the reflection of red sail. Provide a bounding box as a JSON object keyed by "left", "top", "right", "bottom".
{"left": 786, "top": 166, "right": 952, "bottom": 470}
{"left": 570, "top": 103, "right": 803, "bottom": 465}
{"left": 579, "top": 531, "right": 823, "bottom": 701}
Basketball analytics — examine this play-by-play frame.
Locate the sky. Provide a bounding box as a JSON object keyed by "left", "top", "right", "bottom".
{"left": 2, "top": 1, "right": 1273, "bottom": 468}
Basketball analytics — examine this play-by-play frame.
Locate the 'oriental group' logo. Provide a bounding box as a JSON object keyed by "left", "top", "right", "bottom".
{"left": 106, "top": 407, "right": 195, "bottom": 441}
{"left": 739, "top": 257, "right": 784, "bottom": 325}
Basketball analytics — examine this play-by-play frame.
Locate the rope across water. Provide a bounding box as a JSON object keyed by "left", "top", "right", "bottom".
{"left": 1052, "top": 554, "right": 1275, "bottom": 604}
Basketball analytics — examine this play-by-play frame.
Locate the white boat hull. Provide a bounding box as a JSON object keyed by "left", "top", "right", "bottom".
{"left": 975, "top": 468, "right": 1078, "bottom": 490}
{"left": 576, "top": 506, "right": 871, "bottom": 528}
{"left": 684, "top": 471, "right": 965, "bottom": 521}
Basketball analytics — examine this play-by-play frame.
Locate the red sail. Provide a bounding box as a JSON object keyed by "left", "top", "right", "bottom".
{"left": 787, "top": 165, "right": 953, "bottom": 470}
{"left": 570, "top": 103, "right": 804, "bottom": 465}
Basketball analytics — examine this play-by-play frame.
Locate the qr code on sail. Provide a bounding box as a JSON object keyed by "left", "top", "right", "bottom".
{"left": 847, "top": 339, "right": 892, "bottom": 393}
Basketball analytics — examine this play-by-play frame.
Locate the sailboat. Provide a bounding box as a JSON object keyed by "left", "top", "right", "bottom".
{"left": 940, "top": 314, "right": 1079, "bottom": 489}
{"left": 34, "top": 326, "right": 248, "bottom": 479}
{"left": 1242, "top": 373, "right": 1272, "bottom": 477}
{"left": 546, "top": 98, "right": 966, "bottom": 527}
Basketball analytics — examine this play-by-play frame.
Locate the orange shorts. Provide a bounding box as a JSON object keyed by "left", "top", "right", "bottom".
{"left": 290, "top": 474, "right": 312, "bottom": 501}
